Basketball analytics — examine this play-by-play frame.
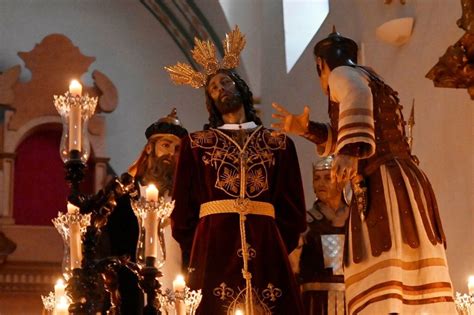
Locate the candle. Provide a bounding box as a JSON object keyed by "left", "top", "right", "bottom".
{"left": 235, "top": 310, "right": 244, "bottom": 315}
{"left": 54, "top": 295, "right": 69, "bottom": 315}
{"left": 468, "top": 275, "right": 474, "bottom": 295}
{"left": 144, "top": 184, "right": 159, "bottom": 259}
{"left": 145, "top": 184, "right": 159, "bottom": 202}
{"left": 68, "top": 203, "right": 82, "bottom": 269}
{"left": 173, "top": 274, "right": 186, "bottom": 292}
{"left": 68, "top": 80, "right": 82, "bottom": 152}
{"left": 69, "top": 80, "right": 82, "bottom": 97}
{"left": 67, "top": 202, "right": 79, "bottom": 214}
{"left": 54, "top": 278, "right": 65, "bottom": 306}
{"left": 144, "top": 210, "right": 158, "bottom": 259}
{"left": 68, "top": 103, "right": 81, "bottom": 152}
{"left": 173, "top": 275, "right": 186, "bottom": 315}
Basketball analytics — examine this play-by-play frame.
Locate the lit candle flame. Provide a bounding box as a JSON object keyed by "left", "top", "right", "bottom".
{"left": 69, "top": 80, "right": 82, "bottom": 97}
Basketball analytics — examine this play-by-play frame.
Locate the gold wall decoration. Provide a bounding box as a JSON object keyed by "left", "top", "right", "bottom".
{"left": 426, "top": 0, "right": 474, "bottom": 99}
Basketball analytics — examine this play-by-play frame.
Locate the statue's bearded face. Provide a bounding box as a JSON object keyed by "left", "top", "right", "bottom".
{"left": 138, "top": 134, "right": 181, "bottom": 195}
{"left": 151, "top": 135, "right": 181, "bottom": 162}
{"left": 207, "top": 72, "right": 242, "bottom": 115}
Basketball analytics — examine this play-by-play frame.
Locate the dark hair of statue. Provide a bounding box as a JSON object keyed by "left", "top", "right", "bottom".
{"left": 313, "top": 44, "right": 358, "bottom": 76}
{"left": 204, "top": 69, "right": 262, "bottom": 129}
{"left": 314, "top": 48, "right": 357, "bottom": 76}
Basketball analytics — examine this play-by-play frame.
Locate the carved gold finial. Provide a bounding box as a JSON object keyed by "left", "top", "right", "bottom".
{"left": 191, "top": 38, "right": 219, "bottom": 75}
{"left": 165, "top": 25, "right": 246, "bottom": 89}
{"left": 164, "top": 62, "right": 206, "bottom": 89}
{"left": 222, "top": 26, "right": 246, "bottom": 69}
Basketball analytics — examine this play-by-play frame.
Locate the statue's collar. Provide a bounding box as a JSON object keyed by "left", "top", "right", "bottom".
{"left": 217, "top": 121, "right": 257, "bottom": 130}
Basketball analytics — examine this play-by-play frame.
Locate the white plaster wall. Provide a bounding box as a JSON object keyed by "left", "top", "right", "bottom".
{"left": 0, "top": 0, "right": 471, "bottom": 294}
{"left": 217, "top": 0, "right": 262, "bottom": 96}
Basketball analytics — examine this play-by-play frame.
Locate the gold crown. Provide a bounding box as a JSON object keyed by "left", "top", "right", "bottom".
{"left": 165, "top": 25, "right": 246, "bottom": 89}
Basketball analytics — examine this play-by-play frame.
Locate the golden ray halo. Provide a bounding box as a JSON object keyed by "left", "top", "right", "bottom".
{"left": 165, "top": 25, "right": 246, "bottom": 89}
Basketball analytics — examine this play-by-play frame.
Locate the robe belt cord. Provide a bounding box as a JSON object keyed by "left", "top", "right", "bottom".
{"left": 200, "top": 199, "right": 275, "bottom": 315}
{"left": 199, "top": 200, "right": 275, "bottom": 218}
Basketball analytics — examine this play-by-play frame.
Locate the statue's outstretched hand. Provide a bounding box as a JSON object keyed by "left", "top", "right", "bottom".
{"left": 271, "top": 102, "right": 310, "bottom": 135}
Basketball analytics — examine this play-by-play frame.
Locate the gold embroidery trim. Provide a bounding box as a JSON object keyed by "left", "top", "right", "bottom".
{"left": 199, "top": 199, "right": 275, "bottom": 218}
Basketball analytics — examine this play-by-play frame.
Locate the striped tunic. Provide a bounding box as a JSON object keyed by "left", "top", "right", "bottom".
{"left": 315, "top": 66, "right": 456, "bottom": 314}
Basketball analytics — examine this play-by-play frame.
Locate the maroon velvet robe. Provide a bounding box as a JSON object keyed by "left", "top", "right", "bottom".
{"left": 171, "top": 125, "right": 306, "bottom": 314}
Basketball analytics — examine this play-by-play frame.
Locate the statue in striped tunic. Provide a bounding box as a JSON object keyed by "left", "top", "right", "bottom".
{"left": 272, "top": 29, "right": 456, "bottom": 315}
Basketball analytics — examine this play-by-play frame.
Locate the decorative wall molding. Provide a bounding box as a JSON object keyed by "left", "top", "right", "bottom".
{"left": 0, "top": 34, "right": 119, "bottom": 222}
{"left": 0, "top": 261, "right": 61, "bottom": 293}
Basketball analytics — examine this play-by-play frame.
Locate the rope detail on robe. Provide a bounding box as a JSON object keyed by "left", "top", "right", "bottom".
{"left": 199, "top": 200, "right": 275, "bottom": 218}
{"left": 239, "top": 150, "right": 254, "bottom": 315}
{"left": 199, "top": 198, "right": 275, "bottom": 314}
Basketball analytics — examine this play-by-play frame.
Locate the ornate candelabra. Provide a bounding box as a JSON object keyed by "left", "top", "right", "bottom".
{"left": 454, "top": 276, "right": 474, "bottom": 315}
{"left": 52, "top": 206, "right": 91, "bottom": 279}
{"left": 49, "top": 80, "right": 202, "bottom": 314}
{"left": 158, "top": 287, "right": 203, "bottom": 315}
{"left": 130, "top": 193, "right": 174, "bottom": 314}
{"left": 41, "top": 292, "right": 56, "bottom": 314}
{"left": 455, "top": 292, "right": 474, "bottom": 315}
{"left": 54, "top": 81, "right": 97, "bottom": 199}
{"left": 53, "top": 81, "right": 133, "bottom": 314}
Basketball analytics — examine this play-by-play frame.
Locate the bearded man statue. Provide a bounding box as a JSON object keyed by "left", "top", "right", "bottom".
{"left": 101, "top": 108, "right": 187, "bottom": 314}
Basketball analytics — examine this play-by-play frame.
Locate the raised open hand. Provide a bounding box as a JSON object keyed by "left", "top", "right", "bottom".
{"left": 271, "top": 102, "right": 310, "bottom": 135}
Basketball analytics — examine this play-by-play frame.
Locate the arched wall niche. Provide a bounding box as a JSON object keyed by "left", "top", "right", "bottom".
{"left": 12, "top": 122, "right": 97, "bottom": 226}
{"left": 1, "top": 114, "right": 104, "bottom": 223}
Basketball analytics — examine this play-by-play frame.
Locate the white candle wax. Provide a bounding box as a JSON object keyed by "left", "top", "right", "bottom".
{"left": 54, "top": 295, "right": 69, "bottom": 315}
{"left": 54, "top": 278, "right": 65, "bottom": 306}
{"left": 145, "top": 184, "right": 158, "bottom": 202}
{"left": 144, "top": 210, "right": 158, "bottom": 259}
{"left": 68, "top": 80, "right": 82, "bottom": 152}
{"left": 69, "top": 80, "right": 82, "bottom": 97}
{"left": 69, "top": 221, "right": 82, "bottom": 269}
{"left": 68, "top": 203, "right": 82, "bottom": 269}
{"left": 173, "top": 275, "right": 186, "bottom": 315}
{"left": 468, "top": 275, "right": 474, "bottom": 295}
{"left": 68, "top": 103, "right": 81, "bottom": 152}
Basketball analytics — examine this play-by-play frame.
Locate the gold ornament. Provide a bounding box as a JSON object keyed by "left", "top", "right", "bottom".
{"left": 165, "top": 25, "right": 246, "bottom": 89}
